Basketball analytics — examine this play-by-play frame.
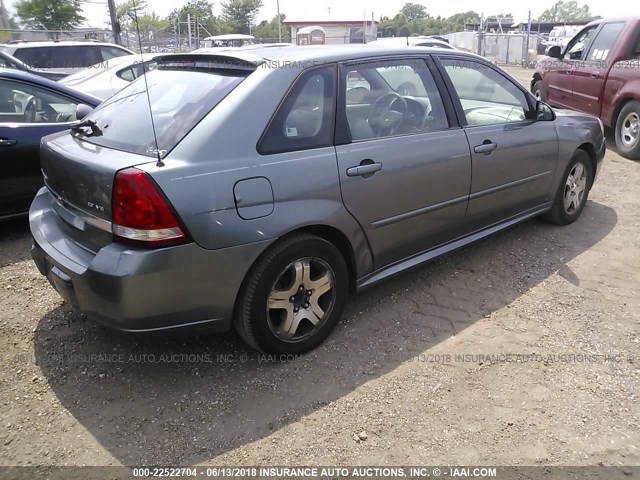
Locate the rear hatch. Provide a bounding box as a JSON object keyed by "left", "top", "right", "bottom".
{"left": 40, "top": 132, "right": 153, "bottom": 252}
{"left": 39, "top": 54, "right": 257, "bottom": 251}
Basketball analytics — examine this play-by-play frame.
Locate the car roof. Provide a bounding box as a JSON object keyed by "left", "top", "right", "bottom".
{"left": 4, "top": 41, "right": 132, "bottom": 48}
{"left": 0, "top": 69, "right": 102, "bottom": 106}
{"left": 369, "top": 37, "right": 453, "bottom": 48}
{"left": 173, "top": 44, "right": 480, "bottom": 65}
{"left": 586, "top": 16, "right": 640, "bottom": 27}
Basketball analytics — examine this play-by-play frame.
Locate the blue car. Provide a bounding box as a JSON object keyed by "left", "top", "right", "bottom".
{"left": 0, "top": 70, "right": 100, "bottom": 219}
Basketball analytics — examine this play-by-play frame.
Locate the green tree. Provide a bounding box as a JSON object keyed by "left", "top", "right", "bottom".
{"left": 116, "top": 0, "right": 147, "bottom": 30}
{"left": 538, "top": 0, "right": 595, "bottom": 22}
{"left": 253, "top": 13, "right": 287, "bottom": 41}
{"left": 15, "top": 0, "right": 85, "bottom": 36}
{"left": 221, "top": 0, "right": 263, "bottom": 34}
{"left": 167, "top": 0, "right": 217, "bottom": 38}
{"left": 399, "top": 2, "right": 427, "bottom": 22}
{"left": 137, "top": 12, "right": 169, "bottom": 37}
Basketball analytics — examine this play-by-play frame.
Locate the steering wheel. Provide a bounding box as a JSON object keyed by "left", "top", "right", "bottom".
{"left": 42, "top": 103, "right": 59, "bottom": 123}
{"left": 23, "top": 99, "right": 37, "bottom": 123}
{"left": 368, "top": 92, "right": 407, "bottom": 137}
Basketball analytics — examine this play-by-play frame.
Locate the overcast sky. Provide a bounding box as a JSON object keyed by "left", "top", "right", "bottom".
{"left": 4, "top": 0, "right": 630, "bottom": 29}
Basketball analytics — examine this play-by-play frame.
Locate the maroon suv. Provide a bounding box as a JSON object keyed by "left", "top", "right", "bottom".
{"left": 532, "top": 17, "right": 640, "bottom": 159}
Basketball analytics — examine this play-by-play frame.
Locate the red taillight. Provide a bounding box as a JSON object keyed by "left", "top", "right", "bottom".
{"left": 112, "top": 168, "right": 189, "bottom": 247}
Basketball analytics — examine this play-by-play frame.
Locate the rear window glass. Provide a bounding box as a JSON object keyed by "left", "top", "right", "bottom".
{"left": 79, "top": 67, "right": 249, "bottom": 157}
{"left": 13, "top": 45, "right": 101, "bottom": 69}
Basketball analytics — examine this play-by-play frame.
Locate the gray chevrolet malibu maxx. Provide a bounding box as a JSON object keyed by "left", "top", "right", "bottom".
{"left": 30, "top": 46, "right": 605, "bottom": 353}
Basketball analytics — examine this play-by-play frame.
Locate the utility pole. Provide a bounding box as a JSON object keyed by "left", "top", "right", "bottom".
{"left": 187, "top": 13, "right": 192, "bottom": 50}
{"left": 0, "top": 0, "right": 9, "bottom": 31}
{"left": 526, "top": 10, "right": 532, "bottom": 60}
{"left": 478, "top": 13, "right": 484, "bottom": 56}
{"left": 276, "top": 0, "right": 282, "bottom": 43}
{"left": 107, "top": 0, "right": 122, "bottom": 45}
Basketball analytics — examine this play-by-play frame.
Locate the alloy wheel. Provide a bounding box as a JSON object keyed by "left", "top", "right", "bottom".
{"left": 266, "top": 257, "right": 336, "bottom": 342}
{"left": 563, "top": 161, "right": 588, "bottom": 214}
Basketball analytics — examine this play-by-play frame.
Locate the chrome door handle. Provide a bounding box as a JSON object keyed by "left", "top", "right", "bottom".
{"left": 0, "top": 138, "right": 17, "bottom": 146}
{"left": 347, "top": 162, "right": 382, "bottom": 177}
{"left": 591, "top": 72, "right": 600, "bottom": 78}
{"left": 474, "top": 142, "right": 497, "bottom": 154}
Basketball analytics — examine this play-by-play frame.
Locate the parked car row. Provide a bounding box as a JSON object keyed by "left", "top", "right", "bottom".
{"left": 23, "top": 45, "right": 604, "bottom": 354}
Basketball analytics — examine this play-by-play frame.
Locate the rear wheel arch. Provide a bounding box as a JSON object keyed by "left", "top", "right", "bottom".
{"left": 288, "top": 225, "right": 358, "bottom": 293}
{"left": 611, "top": 97, "right": 635, "bottom": 128}
{"left": 232, "top": 224, "right": 358, "bottom": 321}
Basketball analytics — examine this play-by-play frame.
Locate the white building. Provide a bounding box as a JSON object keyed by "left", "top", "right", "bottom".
{"left": 284, "top": 13, "right": 379, "bottom": 45}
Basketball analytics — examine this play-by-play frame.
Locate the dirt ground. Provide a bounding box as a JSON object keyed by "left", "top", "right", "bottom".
{"left": 0, "top": 68, "right": 639, "bottom": 470}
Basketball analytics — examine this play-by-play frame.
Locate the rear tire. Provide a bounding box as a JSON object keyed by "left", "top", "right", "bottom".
{"left": 532, "top": 80, "right": 546, "bottom": 102}
{"left": 614, "top": 100, "right": 640, "bottom": 160}
{"left": 543, "top": 150, "right": 593, "bottom": 226}
{"left": 234, "top": 234, "right": 349, "bottom": 354}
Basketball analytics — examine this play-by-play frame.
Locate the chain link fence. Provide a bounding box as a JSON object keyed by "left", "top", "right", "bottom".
{"left": 446, "top": 31, "right": 543, "bottom": 66}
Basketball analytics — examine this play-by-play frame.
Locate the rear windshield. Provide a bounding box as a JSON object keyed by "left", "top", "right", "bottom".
{"left": 78, "top": 67, "right": 249, "bottom": 157}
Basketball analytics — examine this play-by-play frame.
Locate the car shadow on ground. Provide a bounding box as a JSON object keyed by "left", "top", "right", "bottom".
{"left": 33, "top": 201, "right": 617, "bottom": 466}
{"left": 0, "top": 217, "right": 31, "bottom": 268}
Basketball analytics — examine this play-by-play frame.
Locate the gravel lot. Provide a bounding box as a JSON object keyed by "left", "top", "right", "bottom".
{"left": 1, "top": 67, "right": 639, "bottom": 469}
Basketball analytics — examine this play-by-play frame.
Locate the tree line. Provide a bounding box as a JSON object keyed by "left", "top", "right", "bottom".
{"left": 379, "top": 1, "right": 600, "bottom": 38}
{"left": 8, "top": 0, "right": 601, "bottom": 42}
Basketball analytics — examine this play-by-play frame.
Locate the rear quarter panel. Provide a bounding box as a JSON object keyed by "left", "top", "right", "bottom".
{"left": 143, "top": 63, "right": 374, "bottom": 278}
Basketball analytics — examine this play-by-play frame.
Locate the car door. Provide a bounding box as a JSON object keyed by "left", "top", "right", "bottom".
{"left": 0, "top": 79, "right": 82, "bottom": 217}
{"left": 544, "top": 25, "right": 599, "bottom": 109}
{"left": 436, "top": 57, "right": 559, "bottom": 230}
{"left": 335, "top": 57, "right": 472, "bottom": 269}
{"left": 573, "top": 21, "right": 627, "bottom": 117}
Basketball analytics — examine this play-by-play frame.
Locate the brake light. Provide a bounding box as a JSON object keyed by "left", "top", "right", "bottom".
{"left": 112, "top": 168, "right": 189, "bottom": 247}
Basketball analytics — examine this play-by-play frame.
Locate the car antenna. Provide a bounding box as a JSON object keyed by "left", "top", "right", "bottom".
{"left": 131, "top": 0, "right": 164, "bottom": 168}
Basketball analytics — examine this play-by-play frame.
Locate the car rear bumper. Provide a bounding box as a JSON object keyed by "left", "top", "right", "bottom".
{"left": 30, "top": 188, "right": 273, "bottom": 333}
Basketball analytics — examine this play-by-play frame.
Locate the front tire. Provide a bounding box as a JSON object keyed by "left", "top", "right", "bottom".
{"left": 614, "top": 100, "right": 640, "bottom": 159}
{"left": 543, "top": 150, "right": 593, "bottom": 225}
{"left": 234, "top": 234, "right": 349, "bottom": 354}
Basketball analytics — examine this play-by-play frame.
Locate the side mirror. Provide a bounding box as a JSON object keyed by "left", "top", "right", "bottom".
{"left": 535, "top": 100, "right": 555, "bottom": 121}
{"left": 75, "top": 103, "right": 94, "bottom": 120}
{"left": 547, "top": 45, "right": 562, "bottom": 59}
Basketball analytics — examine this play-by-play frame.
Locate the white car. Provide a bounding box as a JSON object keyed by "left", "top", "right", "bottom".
{"left": 0, "top": 41, "right": 133, "bottom": 74}
{"left": 58, "top": 54, "right": 157, "bottom": 100}
{"left": 368, "top": 36, "right": 456, "bottom": 49}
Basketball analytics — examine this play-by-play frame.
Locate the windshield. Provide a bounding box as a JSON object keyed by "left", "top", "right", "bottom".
{"left": 78, "top": 68, "right": 249, "bottom": 157}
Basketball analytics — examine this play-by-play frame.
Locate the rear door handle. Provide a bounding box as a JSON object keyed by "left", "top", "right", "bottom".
{"left": 591, "top": 71, "right": 600, "bottom": 79}
{"left": 346, "top": 162, "right": 382, "bottom": 177}
{"left": 0, "top": 138, "right": 17, "bottom": 147}
{"left": 474, "top": 142, "right": 497, "bottom": 154}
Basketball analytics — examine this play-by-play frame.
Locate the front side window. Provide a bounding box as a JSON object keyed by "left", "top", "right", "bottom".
{"left": 0, "top": 79, "right": 80, "bottom": 123}
{"left": 587, "top": 22, "right": 626, "bottom": 61}
{"left": 259, "top": 66, "right": 336, "bottom": 154}
{"left": 343, "top": 59, "right": 448, "bottom": 141}
{"left": 565, "top": 26, "right": 598, "bottom": 60}
{"left": 441, "top": 59, "right": 530, "bottom": 126}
